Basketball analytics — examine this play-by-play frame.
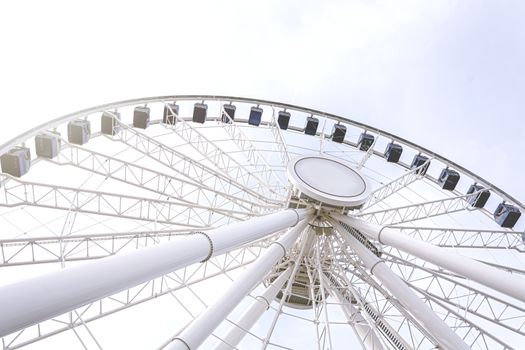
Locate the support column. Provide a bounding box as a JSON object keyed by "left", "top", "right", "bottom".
{"left": 331, "top": 220, "right": 469, "bottom": 350}
{"left": 166, "top": 218, "right": 310, "bottom": 350}
{"left": 0, "top": 208, "right": 311, "bottom": 338}
{"left": 336, "top": 214, "right": 525, "bottom": 303}
{"left": 321, "top": 275, "right": 385, "bottom": 350}
{"left": 214, "top": 267, "right": 292, "bottom": 350}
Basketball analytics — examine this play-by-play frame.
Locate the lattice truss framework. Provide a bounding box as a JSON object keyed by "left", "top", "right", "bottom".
{"left": 0, "top": 96, "right": 524, "bottom": 350}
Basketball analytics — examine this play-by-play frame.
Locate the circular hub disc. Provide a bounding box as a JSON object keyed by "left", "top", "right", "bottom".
{"left": 287, "top": 154, "right": 371, "bottom": 207}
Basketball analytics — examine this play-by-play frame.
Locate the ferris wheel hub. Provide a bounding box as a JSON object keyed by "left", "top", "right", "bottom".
{"left": 287, "top": 154, "right": 371, "bottom": 208}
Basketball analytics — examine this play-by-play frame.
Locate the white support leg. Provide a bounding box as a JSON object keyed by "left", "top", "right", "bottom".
{"left": 0, "top": 208, "right": 311, "bottom": 338}
{"left": 330, "top": 220, "right": 470, "bottom": 350}
{"left": 166, "top": 218, "right": 310, "bottom": 350}
{"left": 213, "top": 267, "right": 293, "bottom": 350}
{"left": 336, "top": 214, "right": 525, "bottom": 303}
{"left": 321, "top": 275, "right": 385, "bottom": 350}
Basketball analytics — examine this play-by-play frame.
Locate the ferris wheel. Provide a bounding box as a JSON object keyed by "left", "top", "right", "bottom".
{"left": 0, "top": 95, "right": 523, "bottom": 350}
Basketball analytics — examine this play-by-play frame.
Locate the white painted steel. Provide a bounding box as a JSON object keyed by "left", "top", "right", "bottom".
{"left": 167, "top": 219, "right": 310, "bottom": 350}
{"left": 287, "top": 154, "right": 371, "bottom": 207}
{"left": 360, "top": 158, "right": 430, "bottom": 210}
{"left": 331, "top": 220, "right": 470, "bottom": 350}
{"left": 213, "top": 267, "right": 293, "bottom": 350}
{"left": 337, "top": 214, "right": 525, "bottom": 303}
{"left": 326, "top": 278, "right": 385, "bottom": 350}
{"left": 0, "top": 95, "right": 521, "bottom": 209}
{"left": 1, "top": 95, "right": 524, "bottom": 349}
{"left": 0, "top": 209, "right": 310, "bottom": 338}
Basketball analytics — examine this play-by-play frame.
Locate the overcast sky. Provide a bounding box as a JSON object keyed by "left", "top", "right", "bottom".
{"left": 0, "top": 0, "right": 524, "bottom": 203}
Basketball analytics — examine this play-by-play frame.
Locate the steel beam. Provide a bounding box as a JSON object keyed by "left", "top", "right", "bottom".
{"left": 337, "top": 214, "right": 525, "bottom": 303}
{"left": 393, "top": 226, "right": 525, "bottom": 251}
{"left": 0, "top": 208, "right": 310, "bottom": 337}
{"left": 360, "top": 159, "right": 430, "bottom": 210}
{"left": 357, "top": 133, "right": 378, "bottom": 170}
{"left": 0, "top": 174, "right": 244, "bottom": 227}
{"left": 219, "top": 103, "right": 286, "bottom": 188}
{"left": 161, "top": 104, "right": 284, "bottom": 200}
{"left": 331, "top": 219, "right": 470, "bottom": 350}
{"left": 328, "top": 234, "right": 439, "bottom": 349}
{"left": 1, "top": 247, "right": 259, "bottom": 350}
{"left": 356, "top": 192, "right": 475, "bottom": 225}
{"left": 112, "top": 120, "right": 283, "bottom": 206}
{"left": 213, "top": 267, "right": 292, "bottom": 350}
{"left": 1, "top": 95, "right": 521, "bottom": 212}
{"left": 323, "top": 274, "right": 385, "bottom": 350}
{"left": 166, "top": 219, "right": 310, "bottom": 350}
{"left": 0, "top": 229, "right": 198, "bottom": 267}
{"left": 51, "top": 142, "right": 274, "bottom": 213}
{"left": 268, "top": 106, "right": 292, "bottom": 167}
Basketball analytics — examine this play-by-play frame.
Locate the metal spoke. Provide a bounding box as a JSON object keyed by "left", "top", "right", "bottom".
{"left": 416, "top": 289, "right": 514, "bottom": 349}
{"left": 0, "top": 174, "right": 249, "bottom": 227}
{"left": 50, "top": 141, "right": 272, "bottom": 213}
{"left": 218, "top": 102, "right": 287, "bottom": 188}
{"left": 392, "top": 226, "right": 525, "bottom": 251}
{"left": 323, "top": 235, "right": 402, "bottom": 350}
{"left": 383, "top": 252, "right": 525, "bottom": 338}
{"left": 111, "top": 118, "right": 284, "bottom": 206}
{"left": 0, "top": 229, "right": 198, "bottom": 266}
{"left": 339, "top": 214, "right": 525, "bottom": 302}
{"left": 304, "top": 241, "right": 333, "bottom": 350}
{"left": 477, "top": 260, "right": 525, "bottom": 276}
{"left": 1, "top": 95, "right": 524, "bottom": 349}
{"left": 360, "top": 159, "right": 431, "bottom": 211}
{"left": 321, "top": 273, "right": 388, "bottom": 350}
{"left": 356, "top": 191, "right": 479, "bottom": 225}
{"left": 162, "top": 103, "right": 286, "bottom": 200}
{"left": 260, "top": 227, "right": 314, "bottom": 349}
{"left": 330, "top": 231, "right": 439, "bottom": 350}
{"left": 268, "top": 106, "right": 292, "bottom": 167}
{"left": 1, "top": 246, "right": 260, "bottom": 350}
{"left": 357, "top": 134, "right": 378, "bottom": 170}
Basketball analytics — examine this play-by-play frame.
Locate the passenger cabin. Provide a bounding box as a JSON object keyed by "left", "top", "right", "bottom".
{"left": 101, "top": 111, "right": 121, "bottom": 135}
{"left": 0, "top": 147, "right": 31, "bottom": 177}
{"left": 248, "top": 106, "right": 263, "bottom": 126}
{"left": 331, "top": 124, "right": 346, "bottom": 143}
{"left": 410, "top": 154, "right": 430, "bottom": 175}
{"left": 384, "top": 142, "right": 402, "bottom": 163}
{"left": 358, "top": 133, "right": 374, "bottom": 151}
{"left": 304, "top": 116, "right": 319, "bottom": 136}
{"left": 438, "top": 168, "right": 460, "bottom": 191}
{"left": 467, "top": 184, "right": 490, "bottom": 208}
{"left": 68, "top": 120, "right": 91, "bottom": 145}
{"left": 494, "top": 202, "right": 521, "bottom": 228}
{"left": 35, "top": 133, "right": 60, "bottom": 159}
{"left": 193, "top": 103, "right": 208, "bottom": 123}
{"left": 133, "top": 106, "right": 150, "bottom": 129}
{"left": 277, "top": 111, "right": 290, "bottom": 130}
{"left": 221, "top": 104, "right": 236, "bottom": 123}
{"left": 163, "top": 103, "right": 179, "bottom": 125}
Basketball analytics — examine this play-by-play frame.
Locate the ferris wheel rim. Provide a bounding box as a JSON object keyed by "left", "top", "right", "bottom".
{"left": 0, "top": 95, "right": 523, "bottom": 349}
{"left": 1, "top": 94, "right": 522, "bottom": 211}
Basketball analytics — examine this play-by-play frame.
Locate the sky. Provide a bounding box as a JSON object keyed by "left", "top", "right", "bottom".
{"left": 0, "top": 2, "right": 525, "bottom": 348}
{"left": 0, "top": 0, "right": 524, "bottom": 200}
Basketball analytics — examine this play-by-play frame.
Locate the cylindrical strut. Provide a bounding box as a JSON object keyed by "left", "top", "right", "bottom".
{"left": 321, "top": 274, "right": 385, "bottom": 350}
{"left": 215, "top": 267, "right": 292, "bottom": 350}
{"left": 336, "top": 214, "right": 525, "bottom": 303}
{"left": 331, "top": 219, "right": 470, "bottom": 350}
{"left": 0, "top": 208, "right": 310, "bottom": 338}
{"left": 214, "top": 267, "right": 293, "bottom": 350}
{"left": 167, "top": 218, "right": 310, "bottom": 350}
